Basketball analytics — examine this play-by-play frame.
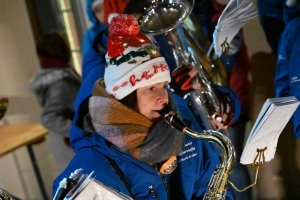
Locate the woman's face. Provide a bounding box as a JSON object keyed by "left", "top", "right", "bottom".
{"left": 93, "top": 3, "right": 104, "bottom": 24}
{"left": 136, "top": 81, "right": 169, "bottom": 121}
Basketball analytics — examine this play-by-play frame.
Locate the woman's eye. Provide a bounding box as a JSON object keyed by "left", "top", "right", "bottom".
{"left": 163, "top": 85, "right": 168, "bottom": 89}
{"left": 148, "top": 87, "right": 155, "bottom": 91}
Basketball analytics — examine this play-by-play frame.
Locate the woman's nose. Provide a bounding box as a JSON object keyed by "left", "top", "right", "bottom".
{"left": 157, "top": 89, "right": 168, "bottom": 105}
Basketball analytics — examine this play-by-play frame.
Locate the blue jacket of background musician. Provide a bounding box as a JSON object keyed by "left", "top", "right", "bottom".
{"left": 81, "top": 0, "right": 106, "bottom": 57}
{"left": 275, "top": 5, "right": 300, "bottom": 138}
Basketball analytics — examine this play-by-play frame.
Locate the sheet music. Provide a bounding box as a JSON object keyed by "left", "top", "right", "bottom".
{"left": 63, "top": 171, "right": 133, "bottom": 200}
{"left": 213, "top": 0, "right": 258, "bottom": 56}
{"left": 71, "top": 178, "right": 133, "bottom": 200}
{"left": 240, "top": 96, "right": 299, "bottom": 165}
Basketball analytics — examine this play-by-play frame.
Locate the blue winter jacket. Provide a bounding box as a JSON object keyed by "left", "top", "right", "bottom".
{"left": 54, "top": 29, "right": 238, "bottom": 199}
{"left": 53, "top": 134, "right": 171, "bottom": 199}
{"left": 81, "top": 0, "right": 106, "bottom": 57}
{"left": 257, "top": 0, "right": 286, "bottom": 23}
{"left": 53, "top": 92, "right": 234, "bottom": 199}
{"left": 275, "top": 5, "right": 300, "bottom": 138}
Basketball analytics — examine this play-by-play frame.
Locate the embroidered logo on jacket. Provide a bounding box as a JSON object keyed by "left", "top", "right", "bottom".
{"left": 291, "top": 76, "right": 300, "bottom": 84}
{"left": 178, "top": 140, "right": 197, "bottom": 163}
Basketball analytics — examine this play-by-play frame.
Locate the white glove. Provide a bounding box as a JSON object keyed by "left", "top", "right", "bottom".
{"left": 227, "top": 32, "right": 243, "bottom": 56}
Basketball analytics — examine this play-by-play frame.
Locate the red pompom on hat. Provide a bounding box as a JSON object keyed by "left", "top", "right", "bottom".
{"left": 107, "top": 15, "right": 152, "bottom": 58}
{"left": 104, "top": 14, "right": 171, "bottom": 100}
{"left": 109, "top": 14, "right": 140, "bottom": 35}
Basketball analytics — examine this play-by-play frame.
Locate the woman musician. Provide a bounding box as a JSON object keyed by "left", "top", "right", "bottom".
{"left": 53, "top": 12, "right": 239, "bottom": 200}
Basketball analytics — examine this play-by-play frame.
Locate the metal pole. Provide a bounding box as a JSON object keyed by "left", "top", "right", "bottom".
{"left": 27, "top": 145, "right": 49, "bottom": 200}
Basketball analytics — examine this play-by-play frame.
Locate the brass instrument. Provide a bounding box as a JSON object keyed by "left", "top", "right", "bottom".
{"left": 0, "top": 188, "right": 14, "bottom": 200}
{"left": 182, "top": 13, "right": 228, "bottom": 87}
{"left": 158, "top": 104, "right": 234, "bottom": 199}
{"left": 158, "top": 104, "right": 262, "bottom": 199}
{"left": 124, "top": 0, "right": 229, "bottom": 132}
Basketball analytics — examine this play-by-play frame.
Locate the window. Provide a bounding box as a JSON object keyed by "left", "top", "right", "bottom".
{"left": 57, "top": 0, "right": 82, "bottom": 75}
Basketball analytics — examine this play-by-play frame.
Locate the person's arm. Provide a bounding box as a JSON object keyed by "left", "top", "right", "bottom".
{"left": 82, "top": 28, "right": 108, "bottom": 81}
{"left": 275, "top": 33, "right": 292, "bottom": 98}
{"left": 289, "top": 36, "right": 300, "bottom": 139}
{"left": 82, "top": 31, "right": 92, "bottom": 58}
{"left": 69, "top": 30, "right": 108, "bottom": 151}
{"left": 74, "top": 30, "right": 108, "bottom": 129}
{"left": 41, "top": 80, "right": 74, "bottom": 137}
{"left": 81, "top": 50, "right": 104, "bottom": 82}
{"left": 274, "top": 19, "right": 300, "bottom": 98}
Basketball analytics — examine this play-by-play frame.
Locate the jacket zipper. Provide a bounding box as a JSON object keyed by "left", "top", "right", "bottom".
{"left": 149, "top": 185, "right": 158, "bottom": 199}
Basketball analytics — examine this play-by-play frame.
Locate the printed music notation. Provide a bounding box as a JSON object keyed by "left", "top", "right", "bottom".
{"left": 213, "top": 0, "right": 258, "bottom": 56}
{"left": 240, "top": 96, "right": 300, "bottom": 165}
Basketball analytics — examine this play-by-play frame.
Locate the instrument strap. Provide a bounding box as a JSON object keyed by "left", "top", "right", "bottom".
{"left": 105, "top": 155, "right": 135, "bottom": 199}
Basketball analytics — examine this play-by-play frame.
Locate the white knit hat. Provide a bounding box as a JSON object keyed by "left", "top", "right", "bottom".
{"left": 104, "top": 14, "right": 171, "bottom": 100}
{"left": 92, "top": 0, "right": 104, "bottom": 11}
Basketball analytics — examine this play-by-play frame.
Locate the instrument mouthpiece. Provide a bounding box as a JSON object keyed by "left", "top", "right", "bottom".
{"left": 158, "top": 103, "right": 187, "bottom": 132}
{"left": 157, "top": 103, "right": 172, "bottom": 117}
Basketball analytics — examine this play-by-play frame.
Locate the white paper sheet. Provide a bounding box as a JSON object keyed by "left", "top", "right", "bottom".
{"left": 240, "top": 96, "right": 299, "bottom": 165}
{"left": 63, "top": 171, "right": 133, "bottom": 200}
{"left": 213, "top": 0, "right": 258, "bottom": 56}
{"left": 71, "top": 178, "right": 133, "bottom": 200}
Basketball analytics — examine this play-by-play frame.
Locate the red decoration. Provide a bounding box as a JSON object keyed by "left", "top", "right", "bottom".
{"left": 109, "top": 14, "right": 140, "bottom": 35}
{"left": 107, "top": 14, "right": 152, "bottom": 58}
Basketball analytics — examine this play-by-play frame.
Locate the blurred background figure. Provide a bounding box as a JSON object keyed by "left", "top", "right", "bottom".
{"left": 257, "top": 0, "right": 286, "bottom": 56}
{"left": 29, "top": 31, "right": 81, "bottom": 174}
{"left": 81, "top": 0, "right": 106, "bottom": 57}
{"left": 273, "top": 0, "right": 300, "bottom": 199}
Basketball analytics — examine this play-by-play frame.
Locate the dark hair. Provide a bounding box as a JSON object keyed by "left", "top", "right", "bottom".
{"left": 119, "top": 90, "right": 138, "bottom": 112}
{"left": 36, "top": 31, "right": 71, "bottom": 62}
